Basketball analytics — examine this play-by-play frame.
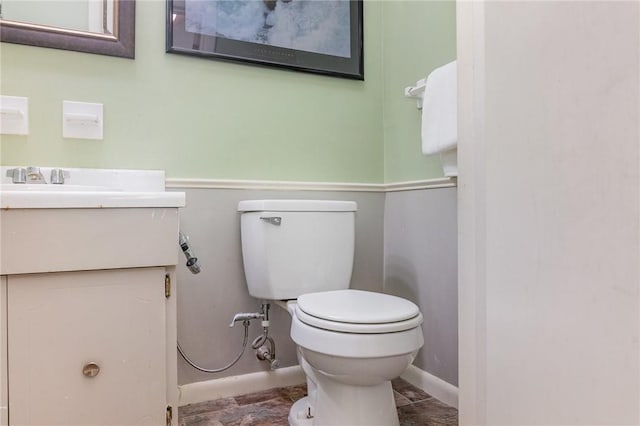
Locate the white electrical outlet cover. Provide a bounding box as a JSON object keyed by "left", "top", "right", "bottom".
{"left": 62, "top": 100, "right": 103, "bottom": 140}
{"left": 0, "top": 95, "right": 29, "bottom": 135}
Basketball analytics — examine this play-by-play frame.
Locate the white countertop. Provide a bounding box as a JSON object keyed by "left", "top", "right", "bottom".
{"left": 0, "top": 167, "right": 186, "bottom": 209}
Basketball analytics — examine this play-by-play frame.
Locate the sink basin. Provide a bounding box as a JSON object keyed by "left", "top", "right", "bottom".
{"left": 1, "top": 184, "right": 115, "bottom": 192}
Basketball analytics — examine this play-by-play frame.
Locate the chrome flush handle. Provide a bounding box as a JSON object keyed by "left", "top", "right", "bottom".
{"left": 260, "top": 216, "right": 282, "bottom": 226}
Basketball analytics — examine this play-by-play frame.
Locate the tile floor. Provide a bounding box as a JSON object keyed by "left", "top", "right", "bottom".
{"left": 179, "top": 378, "right": 458, "bottom": 426}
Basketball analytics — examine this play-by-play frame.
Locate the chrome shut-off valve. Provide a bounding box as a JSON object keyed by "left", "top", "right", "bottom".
{"left": 255, "top": 336, "right": 280, "bottom": 370}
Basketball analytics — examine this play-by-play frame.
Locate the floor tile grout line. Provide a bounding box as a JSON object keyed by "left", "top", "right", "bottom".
{"left": 406, "top": 396, "right": 435, "bottom": 404}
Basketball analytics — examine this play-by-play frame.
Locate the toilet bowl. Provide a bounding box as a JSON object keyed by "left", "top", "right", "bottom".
{"left": 286, "top": 290, "right": 423, "bottom": 426}
{"left": 238, "top": 200, "right": 425, "bottom": 426}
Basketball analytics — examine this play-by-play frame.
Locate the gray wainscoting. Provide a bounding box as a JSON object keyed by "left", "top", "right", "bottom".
{"left": 173, "top": 186, "right": 458, "bottom": 388}
{"left": 384, "top": 187, "right": 458, "bottom": 386}
{"left": 173, "top": 189, "right": 384, "bottom": 386}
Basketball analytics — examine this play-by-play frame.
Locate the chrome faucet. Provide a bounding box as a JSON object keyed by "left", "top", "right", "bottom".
{"left": 26, "top": 166, "right": 46, "bottom": 184}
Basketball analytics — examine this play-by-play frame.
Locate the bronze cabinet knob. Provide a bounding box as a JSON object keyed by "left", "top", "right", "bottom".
{"left": 82, "top": 362, "right": 100, "bottom": 378}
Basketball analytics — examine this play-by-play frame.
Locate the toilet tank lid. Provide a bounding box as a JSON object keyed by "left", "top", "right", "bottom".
{"left": 238, "top": 199, "right": 357, "bottom": 212}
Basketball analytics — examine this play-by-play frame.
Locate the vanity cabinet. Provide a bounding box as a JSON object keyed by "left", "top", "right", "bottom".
{"left": 7, "top": 268, "right": 168, "bottom": 425}
{"left": 0, "top": 207, "right": 180, "bottom": 426}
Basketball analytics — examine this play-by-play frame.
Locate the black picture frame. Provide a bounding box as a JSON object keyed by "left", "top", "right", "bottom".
{"left": 166, "top": 0, "right": 363, "bottom": 80}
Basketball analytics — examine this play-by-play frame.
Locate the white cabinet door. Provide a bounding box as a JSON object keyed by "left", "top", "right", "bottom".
{"left": 7, "top": 268, "right": 167, "bottom": 425}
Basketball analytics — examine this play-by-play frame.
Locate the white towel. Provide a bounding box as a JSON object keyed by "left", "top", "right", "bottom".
{"left": 421, "top": 60, "right": 457, "bottom": 156}
{"left": 440, "top": 148, "right": 458, "bottom": 177}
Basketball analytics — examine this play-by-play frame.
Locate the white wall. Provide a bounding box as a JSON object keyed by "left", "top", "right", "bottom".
{"left": 458, "top": 1, "right": 640, "bottom": 424}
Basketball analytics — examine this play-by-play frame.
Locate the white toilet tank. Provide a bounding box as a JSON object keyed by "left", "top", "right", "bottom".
{"left": 238, "top": 199, "right": 357, "bottom": 300}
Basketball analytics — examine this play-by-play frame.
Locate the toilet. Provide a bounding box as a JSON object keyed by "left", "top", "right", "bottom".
{"left": 238, "top": 199, "right": 424, "bottom": 426}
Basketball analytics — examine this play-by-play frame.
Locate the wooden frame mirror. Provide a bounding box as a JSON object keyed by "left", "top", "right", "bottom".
{"left": 0, "top": 0, "right": 135, "bottom": 59}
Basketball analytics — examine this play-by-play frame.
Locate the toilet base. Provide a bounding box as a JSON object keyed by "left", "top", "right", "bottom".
{"left": 288, "top": 379, "right": 399, "bottom": 426}
{"left": 288, "top": 397, "right": 314, "bottom": 426}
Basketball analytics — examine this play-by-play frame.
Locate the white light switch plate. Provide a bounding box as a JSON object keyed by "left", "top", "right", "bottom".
{"left": 0, "top": 95, "right": 29, "bottom": 135}
{"left": 62, "top": 100, "right": 103, "bottom": 140}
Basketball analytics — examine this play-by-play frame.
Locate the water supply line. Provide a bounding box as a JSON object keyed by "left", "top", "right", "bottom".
{"left": 177, "top": 230, "right": 250, "bottom": 374}
{"left": 176, "top": 231, "right": 280, "bottom": 373}
{"left": 249, "top": 303, "right": 280, "bottom": 370}
{"left": 177, "top": 320, "right": 250, "bottom": 374}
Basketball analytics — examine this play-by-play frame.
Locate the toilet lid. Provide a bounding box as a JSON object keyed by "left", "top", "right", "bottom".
{"left": 295, "top": 289, "right": 422, "bottom": 334}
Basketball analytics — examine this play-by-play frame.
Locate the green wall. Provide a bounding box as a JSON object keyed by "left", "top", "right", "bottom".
{"left": 382, "top": 0, "right": 457, "bottom": 182}
{"left": 0, "top": 1, "right": 456, "bottom": 184}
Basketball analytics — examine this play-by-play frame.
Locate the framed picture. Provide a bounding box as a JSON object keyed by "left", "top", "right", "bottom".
{"left": 166, "top": 0, "right": 363, "bottom": 80}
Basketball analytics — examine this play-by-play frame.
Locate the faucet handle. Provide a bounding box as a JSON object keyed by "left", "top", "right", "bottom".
{"left": 5, "top": 167, "right": 26, "bottom": 184}
{"left": 50, "top": 168, "right": 70, "bottom": 185}
{"left": 228, "top": 312, "right": 262, "bottom": 327}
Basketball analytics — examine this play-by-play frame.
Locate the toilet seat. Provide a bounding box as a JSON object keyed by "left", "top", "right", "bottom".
{"left": 295, "top": 289, "right": 423, "bottom": 334}
{"left": 291, "top": 314, "right": 424, "bottom": 359}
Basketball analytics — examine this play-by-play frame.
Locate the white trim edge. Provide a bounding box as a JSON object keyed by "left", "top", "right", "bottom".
{"left": 165, "top": 177, "right": 456, "bottom": 193}
{"left": 178, "top": 365, "right": 305, "bottom": 407}
{"left": 384, "top": 178, "right": 457, "bottom": 192}
{"left": 401, "top": 364, "right": 459, "bottom": 409}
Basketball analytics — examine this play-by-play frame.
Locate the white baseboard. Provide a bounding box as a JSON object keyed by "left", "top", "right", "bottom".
{"left": 401, "top": 364, "right": 459, "bottom": 409}
{"left": 178, "top": 364, "right": 458, "bottom": 409}
{"left": 178, "top": 365, "right": 305, "bottom": 406}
